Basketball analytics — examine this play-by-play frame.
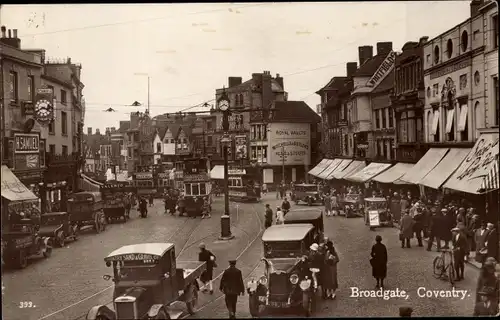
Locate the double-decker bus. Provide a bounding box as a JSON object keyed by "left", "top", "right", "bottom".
{"left": 228, "top": 168, "right": 260, "bottom": 202}
{"left": 183, "top": 158, "right": 211, "bottom": 216}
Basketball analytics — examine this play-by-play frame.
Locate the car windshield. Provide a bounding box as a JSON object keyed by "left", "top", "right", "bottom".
{"left": 263, "top": 241, "right": 302, "bottom": 259}
{"left": 115, "top": 264, "right": 162, "bottom": 281}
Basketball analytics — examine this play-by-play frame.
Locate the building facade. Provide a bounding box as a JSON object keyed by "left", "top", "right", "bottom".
{"left": 347, "top": 42, "right": 396, "bottom": 160}
{"left": 423, "top": 0, "right": 498, "bottom": 146}
{"left": 316, "top": 62, "right": 357, "bottom": 159}
{"left": 391, "top": 38, "right": 429, "bottom": 163}
{"left": 126, "top": 111, "right": 155, "bottom": 173}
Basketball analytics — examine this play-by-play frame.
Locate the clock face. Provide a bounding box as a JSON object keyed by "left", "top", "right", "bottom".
{"left": 219, "top": 100, "right": 229, "bottom": 111}
{"left": 35, "top": 99, "right": 53, "bottom": 120}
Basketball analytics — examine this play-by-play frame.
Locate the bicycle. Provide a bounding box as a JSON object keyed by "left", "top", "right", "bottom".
{"left": 432, "top": 248, "right": 455, "bottom": 286}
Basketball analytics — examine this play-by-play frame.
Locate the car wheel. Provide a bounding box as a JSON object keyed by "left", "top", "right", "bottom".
{"left": 185, "top": 284, "right": 198, "bottom": 315}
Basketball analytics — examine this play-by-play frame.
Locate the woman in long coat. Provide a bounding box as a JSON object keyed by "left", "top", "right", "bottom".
{"left": 370, "top": 235, "right": 388, "bottom": 288}
{"left": 322, "top": 241, "right": 339, "bottom": 299}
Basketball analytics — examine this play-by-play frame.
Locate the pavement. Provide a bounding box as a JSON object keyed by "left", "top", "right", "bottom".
{"left": 196, "top": 194, "right": 479, "bottom": 318}
{"left": 2, "top": 193, "right": 479, "bottom": 319}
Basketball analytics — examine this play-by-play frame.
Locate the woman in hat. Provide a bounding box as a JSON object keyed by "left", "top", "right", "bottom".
{"left": 275, "top": 206, "right": 284, "bottom": 225}
{"left": 370, "top": 235, "right": 388, "bottom": 289}
{"left": 475, "top": 220, "right": 489, "bottom": 263}
{"left": 322, "top": 237, "right": 339, "bottom": 299}
{"left": 474, "top": 257, "right": 499, "bottom": 316}
{"left": 198, "top": 243, "right": 216, "bottom": 294}
{"left": 308, "top": 243, "right": 323, "bottom": 290}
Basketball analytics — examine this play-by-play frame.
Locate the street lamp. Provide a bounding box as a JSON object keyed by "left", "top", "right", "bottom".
{"left": 134, "top": 73, "right": 150, "bottom": 114}
{"left": 218, "top": 88, "right": 234, "bottom": 240}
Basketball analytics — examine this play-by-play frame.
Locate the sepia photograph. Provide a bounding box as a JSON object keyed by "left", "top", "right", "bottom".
{"left": 0, "top": 1, "right": 499, "bottom": 319}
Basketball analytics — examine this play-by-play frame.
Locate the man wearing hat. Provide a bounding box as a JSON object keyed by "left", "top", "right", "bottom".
{"left": 220, "top": 259, "right": 244, "bottom": 319}
{"left": 484, "top": 223, "right": 499, "bottom": 262}
{"left": 452, "top": 226, "right": 468, "bottom": 281}
{"left": 264, "top": 204, "right": 273, "bottom": 229}
{"left": 427, "top": 207, "right": 443, "bottom": 252}
{"left": 198, "top": 243, "right": 216, "bottom": 294}
{"left": 441, "top": 208, "right": 454, "bottom": 250}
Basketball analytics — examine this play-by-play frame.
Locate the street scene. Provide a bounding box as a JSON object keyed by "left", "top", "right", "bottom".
{"left": 1, "top": 1, "right": 499, "bottom": 319}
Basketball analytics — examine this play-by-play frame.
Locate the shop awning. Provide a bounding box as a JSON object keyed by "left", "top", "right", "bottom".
{"left": 443, "top": 133, "right": 499, "bottom": 194}
{"left": 399, "top": 148, "right": 449, "bottom": 184}
{"left": 480, "top": 159, "right": 499, "bottom": 193}
{"left": 419, "top": 148, "right": 470, "bottom": 190}
{"left": 372, "top": 163, "right": 415, "bottom": 184}
{"left": 337, "top": 160, "right": 366, "bottom": 180}
{"left": 210, "top": 165, "right": 225, "bottom": 180}
{"left": 326, "top": 159, "right": 353, "bottom": 180}
{"left": 314, "top": 159, "right": 334, "bottom": 178}
{"left": 344, "top": 162, "right": 392, "bottom": 183}
{"left": 1, "top": 165, "right": 38, "bottom": 201}
{"left": 317, "top": 159, "right": 342, "bottom": 179}
{"left": 308, "top": 159, "right": 330, "bottom": 177}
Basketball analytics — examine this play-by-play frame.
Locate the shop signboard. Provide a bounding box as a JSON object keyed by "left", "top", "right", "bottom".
{"left": 135, "top": 172, "right": 153, "bottom": 180}
{"left": 268, "top": 123, "right": 310, "bottom": 166}
{"left": 13, "top": 133, "right": 41, "bottom": 171}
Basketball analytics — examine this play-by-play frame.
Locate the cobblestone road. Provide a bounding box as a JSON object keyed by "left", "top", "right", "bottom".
{"left": 197, "top": 195, "right": 479, "bottom": 318}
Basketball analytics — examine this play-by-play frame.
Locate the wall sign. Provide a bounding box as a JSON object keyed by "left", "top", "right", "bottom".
{"left": 430, "top": 59, "right": 471, "bottom": 80}
{"left": 135, "top": 173, "right": 153, "bottom": 180}
{"left": 14, "top": 133, "right": 40, "bottom": 153}
{"left": 268, "top": 122, "right": 310, "bottom": 166}
{"left": 367, "top": 51, "right": 395, "bottom": 88}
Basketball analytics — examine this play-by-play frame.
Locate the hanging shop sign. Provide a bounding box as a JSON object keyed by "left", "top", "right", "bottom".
{"left": 34, "top": 87, "right": 55, "bottom": 126}
{"left": 268, "top": 122, "right": 311, "bottom": 166}
{"left": 367, "top": 51, "right": 395, "bottom": 88}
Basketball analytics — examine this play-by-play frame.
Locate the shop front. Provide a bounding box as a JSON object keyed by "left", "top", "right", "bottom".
{"left": 43, "top": 153, "right": 80, "bottom": 213}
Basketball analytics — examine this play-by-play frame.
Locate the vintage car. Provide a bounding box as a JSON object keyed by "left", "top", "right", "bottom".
{"left": 86, "top": 242, "right": 206, "bottom": 320}
{"left": 340, "top": 193, "right": 364, "bottom": 218}
{"left": 365, "top": 197, "right": 393, "bottom": 230}
{"left": 67, "top": 192, "right": 107, "bottom": 233}
{"left": 291, "top": 184, "right": 323, "bottom": 206}
{"left": 2, "top": 217, "right": 52, "bottom": 269}
{"left": 247, "top": 224, "right": 319, "bottom": 317}
{"left": 284, "top": 209, "right": 324, "bottom": 244}
{"left": 38, "top": 212, "right": 78, "bottom": 247}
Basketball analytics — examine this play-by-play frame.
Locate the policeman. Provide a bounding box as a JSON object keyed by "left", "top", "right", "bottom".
{"left": 220, "top": 259, "right": 245, "bottom": 319}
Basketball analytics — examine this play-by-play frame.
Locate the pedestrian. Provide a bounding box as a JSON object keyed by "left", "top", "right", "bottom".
{"left": 452, "top": 226, "right": 468, "bottom": 281}
{"left": 280, "top": 181, "right": 285, "bottom": 200}
{"left": 264, "top": 204, "right": 273, "bottom": 229}
{"left": 276, "top": 207, "right": 284, "bottom": 225}
{"left": 308, "top": 243, "right": 323, "bottom": 290}
{"left": 281, "top": 197, "right": 291, "bottom": 216}
{"left": 456, "top": 207, "right": 466, "bottom": 226}
{"left": 177, "top": 194, "right": 186, "bottom": 217}
{"left": 220, "top": 259, "right": 245, "bottom": 319}
{"left": 400, "top": 210, "right": 414, "bottom": 249}
{"left": 322, "top": 238, "right": 339, "bottom": 300}
{"left": 198, "top": 243, "right": 216, "bottom": 294}
{"left": 276, "top": 184, "right": 281, "bottom": 200}
{"left": 324, "top": 193, "right": 332, "bottom": 217}
{"left": 400, "top": 195, "right": 410, "bottom": 214}
{"left": 148, "top": 194, "right": 154, "bottom": 207}
{"left": 475, "top": 221, "right": 489, "bottom": 264}
{"left": 473, "top": 258, "right": 499, "bottom": 316}
{"left": 441, "top": 208, "right": 454, "bottom": 249}
{"left": 370, "top": 235, "right": 388, "bottom": 289}
{"left": 484, "top": 223, "right": 499, "bottom": 262}
{"left": 201, "top": 198, "right": 211, "bottom": 219}
{"left": 262, "top": 183, "right": 267, "bottom": 195}
{"left": 124, "top": 194, "right": 131, "bottom": 218}
{"left": 399, "top": 306, "right": 413, "bottom": 317}
{"left": 412, "top": 207, "right": 424, "bottom": 247}
{"left": 331, "top": 192, "right": 339, "bottom": 216}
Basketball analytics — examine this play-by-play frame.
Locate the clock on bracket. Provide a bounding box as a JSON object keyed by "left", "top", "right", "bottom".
{"left": 34, "top": 99, "right": 53, "bottom": 124}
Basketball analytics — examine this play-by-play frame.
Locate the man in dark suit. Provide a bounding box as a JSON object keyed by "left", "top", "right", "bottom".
{"left": 220, "top": 259, "right": 245, "bottom": 319}
{"left": 485, "top": 223, "right": 499, "bottom": 263}
{"left": 451, "top": 227, "right": 468, "bottom": 281}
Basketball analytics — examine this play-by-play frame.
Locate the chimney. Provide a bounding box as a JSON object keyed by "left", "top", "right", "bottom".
{"left": 96, "top": 128, "right": 101, "bottom": 135}
{"left": 376, "top": 42, "right": 393, "bottom": 56}
{"left": 87, "top": 127, "right": 92, "bottom": 135}
{"left": 358, "top": 46, "right": 373, "bottom": 66}
{"left": 105, "top": 127, "right": 111, "bottom": 136}
{"left": 251, "top": 73, "right": 263, "bottom": 90}
{"left": 67, "top": 57, "right": 71, "bottom": 64}
{"left": 228, "top": 77, "right": 242, "bottom": 88}
{"left": 275, "top": 73, "right": 284, "bottom": 90}
{"left": 111, "top": 127, "right": 116, "bottom": 133}
{"left": 419, "top": 36, "right": 429, "bottom": 46}
{"left": 0, "top": 27, "right": 21, "bottom": 48}
{"left": 262, "top": 71, "right": 273, "bottom": 109}
{"left": 13, "top": 29, "right": 17, "bottom": 38}
{"left": 470, "top": 0, "right": 484, "bottom": 17}
{"left": 346, "top": 62, "right": 358, "bottom": 79}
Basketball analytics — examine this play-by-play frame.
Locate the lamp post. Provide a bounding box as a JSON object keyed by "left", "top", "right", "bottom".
{"left": 217, "top": 88, "right": 234, "bottom": 240}
{"left": 134, "top": 73, "right": 150, "bottom": 114}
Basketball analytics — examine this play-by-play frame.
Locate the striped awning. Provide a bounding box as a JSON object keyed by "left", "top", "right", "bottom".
{"left": 480, "top": 160, "right": 499, "bottom": 192}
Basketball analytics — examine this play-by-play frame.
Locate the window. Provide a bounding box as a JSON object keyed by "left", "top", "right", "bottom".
{"left": 426, "top": 54, "right": 430, "bottom": 64}
{"left": 251, "top": 146, "right": 257, "bottom": 160}
{"left": 375, "top": 110, "right": 380, "bottom": 129}
{"left": 460, "top": 105, "right": 468, "bottom": 142}
{"left": 170, "top": 139, "right": 175, "bottom": 143}
{"left": 206, "top": 120, "right": 213, "bottom": 131}
{"left": 433, "top": 84, "right": 439, "bottom": 97}
{"left": 27, "top": 76, "right": 34, "bottom": 102}
{"left": 9, "top": 71, "right": 18, "bottom": 102}
{"left": 60, "top": 89, "right": 67, "bottom": 104}
{"left": 473, "top": 30, "right": 480, "bottom": 40}
{"left": 49, "top": 144, "right": 56, "bottom": 155}
{"left": 382, "top": 140, "right": 388, "bottom": 159}
{"left": 493, "top": 15, "right": 498, "bottom": 49}
{"left": 207, "top": 136, "right": 213, "bottom": 146}
{"left": 48, "top": 120, "right": 55, "bottom": 134}
{"left": 61, "top": 111, "right": 68, "bottom": 135}
{"left": 446, "top": 39, "right": 453, "bottom": 58}
{"left": 62, "top": 145, "right": 68, "bottom": 156}
{"left": 390, "top": 139, "right": 396, "bottom": 160}
{"left": 257, "top": 125, "right": 262, "bottom": 140}
{"left": 434, "top": 45, "right": 440, "bottom": 64}
{"left": 461, "top": 30, "right": 468, "bottom": 52}
{"left": 381, "top": 109, "right": 387, "bottom": 128}
{"left": 388, "top": 108, "right": 394, "bottom": 128}
{"left": 494, "top": 77, "right": 499, "bottom": 126}
{"left": 156, "top": 142, "right": 161, "bottom": 153}
{"left": 376, "top": 140, "right": 381, "bottom": 157}
{"left": 251, "top": 126, "right": 256, "bottom": 139}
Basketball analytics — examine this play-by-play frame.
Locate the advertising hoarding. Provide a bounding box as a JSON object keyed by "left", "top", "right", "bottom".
{"left": 235, "top": 135, "right": 248, "bottom": 159}
{"left": 268, "top": 123, "right": 310, "bottom": 166}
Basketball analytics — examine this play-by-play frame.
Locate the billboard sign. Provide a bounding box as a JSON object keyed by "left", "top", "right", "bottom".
{"left": 268, "top": 123, "right": 310, "bottom": 166}
{"left": 235, "top": 135, "right": 248, "bottom": 159}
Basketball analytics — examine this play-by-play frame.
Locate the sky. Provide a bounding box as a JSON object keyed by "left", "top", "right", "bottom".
{"left": 1, "top": 2, "right": 472, "bottom": 131}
